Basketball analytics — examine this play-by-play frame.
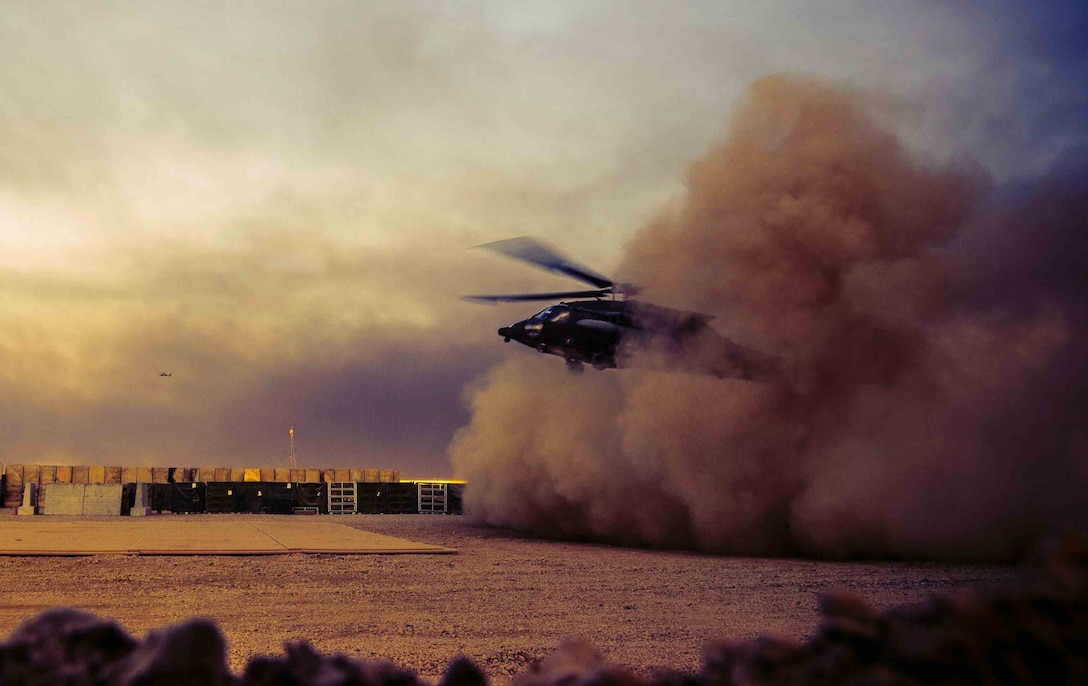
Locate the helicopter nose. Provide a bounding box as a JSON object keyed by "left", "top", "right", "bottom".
{"left": 499, "top": 322, "right": 528, "bottom": 343}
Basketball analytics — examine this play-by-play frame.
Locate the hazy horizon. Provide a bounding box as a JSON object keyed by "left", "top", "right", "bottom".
{"left": 2, "top": 2, "right": 1085, "bottom": 479}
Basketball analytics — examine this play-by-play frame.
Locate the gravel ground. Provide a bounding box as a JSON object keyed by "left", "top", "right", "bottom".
{"left": 0, "top": 515, "right": 1020, "bottom": 684}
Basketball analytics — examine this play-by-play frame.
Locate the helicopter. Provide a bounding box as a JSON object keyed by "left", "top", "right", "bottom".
{"left": 159, "top": 372, "right": 172, "bottom": 377}
{"left": 464, "top": 237, "right": 781, "bottom": 381}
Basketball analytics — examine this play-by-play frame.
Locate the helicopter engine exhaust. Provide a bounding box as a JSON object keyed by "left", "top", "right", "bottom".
{"left": 450, "top": 74, "right": 1088, "bottom": 560}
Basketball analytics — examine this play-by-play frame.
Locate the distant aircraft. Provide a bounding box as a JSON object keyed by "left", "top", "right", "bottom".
{"left": 159, "top": 372, "right": 172, "bottom": 377}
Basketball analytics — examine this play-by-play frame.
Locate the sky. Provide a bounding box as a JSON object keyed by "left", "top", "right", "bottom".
{"left": 1, "top": 1, "right": 1085, "bottom": 478}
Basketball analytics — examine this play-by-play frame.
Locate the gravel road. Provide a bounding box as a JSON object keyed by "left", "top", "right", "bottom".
{"left": 0, "top": 515, "right": 1020, "bottom": 683}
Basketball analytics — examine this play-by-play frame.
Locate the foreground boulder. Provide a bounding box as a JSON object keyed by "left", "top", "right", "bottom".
{"left": 1, "top": 533, "right": 1085, "bottom": 685}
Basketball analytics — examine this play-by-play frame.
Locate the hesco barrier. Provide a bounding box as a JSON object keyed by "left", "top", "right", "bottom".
{"left": 149, "top": 483, "right": 420, "bottom": 515}
{"left": 151, "top": 483, "right": 206, "bottom": 514}
{"left": 2, "top": 464, "right": 464, "bottom": 515}
{"left": 1, "top": 464, "right": 403, "bottom": 509}
{"left": 384, "top": 483, "right": 419, "bottom": 514}
{"left": 356, "top": 483, "right": 384, "bottom": 514}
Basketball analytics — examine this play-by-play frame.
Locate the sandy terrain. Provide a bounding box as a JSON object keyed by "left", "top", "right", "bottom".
{"left": 0, "top": 515, "right": 1020, "bottom": 683}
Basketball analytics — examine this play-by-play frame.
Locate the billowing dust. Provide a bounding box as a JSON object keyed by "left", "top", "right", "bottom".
{"left": 449, "top": 75, "right": 1088, "bottom": 560}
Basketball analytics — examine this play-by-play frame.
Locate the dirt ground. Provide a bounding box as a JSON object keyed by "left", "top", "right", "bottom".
{"left": 0, "top": 515, "right": 1020, "bottom": 684}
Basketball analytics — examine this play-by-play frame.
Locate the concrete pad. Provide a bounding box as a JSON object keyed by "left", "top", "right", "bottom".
{"left": 0, "top": 519, "right": 455, "bottom": 556}
{"left": 247, "top": 520, "right": 455, "bottom": 554}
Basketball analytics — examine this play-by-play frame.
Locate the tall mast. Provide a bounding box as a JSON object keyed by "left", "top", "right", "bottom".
{"left": 288, "top": 427, "right": 297, "bottom": 469}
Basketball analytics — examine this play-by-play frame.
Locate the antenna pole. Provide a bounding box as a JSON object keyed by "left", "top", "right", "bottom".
{"left": 288, "top": 427, "right": 297, "bottom": 469}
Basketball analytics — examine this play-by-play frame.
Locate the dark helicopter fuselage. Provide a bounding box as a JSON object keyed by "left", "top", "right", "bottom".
{"left": 497, "top": 299, "right": 713, "bottom": 371}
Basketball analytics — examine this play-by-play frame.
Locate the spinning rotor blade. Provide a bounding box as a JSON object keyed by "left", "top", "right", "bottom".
{"left": 462, "top": 289, "right": 612, "bottom": 304}
{"left": 474, "top": 237, "right": 614, "bottom": 290}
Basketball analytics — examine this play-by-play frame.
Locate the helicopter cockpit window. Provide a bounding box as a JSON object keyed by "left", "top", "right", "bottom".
{"left": 548, "top": 307, "right": 570, "bottom": 323}
{"left": 533, "top": 307, "right": 553, "bottom": 320}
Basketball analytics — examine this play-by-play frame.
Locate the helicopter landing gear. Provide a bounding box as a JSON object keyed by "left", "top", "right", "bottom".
{"left": 565, "top": 359, "right": 584, "bottom": 375}
{"left": 590, "top": 354, "right": 611, "bottom": 371}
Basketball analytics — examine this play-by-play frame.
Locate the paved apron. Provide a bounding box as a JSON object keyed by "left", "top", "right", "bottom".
{"left": 0, "top": 519, "right": 455, "bottom": 555}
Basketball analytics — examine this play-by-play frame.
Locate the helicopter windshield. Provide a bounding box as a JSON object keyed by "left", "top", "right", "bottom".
{"left": 548, "top": 307, "right": 570, "bottom": 323}
{"left": 530, "top": 306, "right": 570, "bottom": 322}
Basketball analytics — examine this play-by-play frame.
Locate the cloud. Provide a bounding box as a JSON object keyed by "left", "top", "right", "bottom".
{"left": 0, "top": 2, "right": 1085, "bottom": 481}
{"left": 0, "top": 220, "right": 506, "bottom": 472}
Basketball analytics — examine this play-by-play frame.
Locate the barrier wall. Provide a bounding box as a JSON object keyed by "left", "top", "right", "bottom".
{"left": 42, "top": 484, "right": 84, "bottom": 515}
{"left": 84, "top": 485, "right": 124, "bottom": 515}
{"left": 41, "top": 484, "right": 123, "bottom": 516}
{"left": 3, "top": 466, "right": 463, "bottom": 516}
{"left": 2, "top": 464, "right": 401, "bottom": 509}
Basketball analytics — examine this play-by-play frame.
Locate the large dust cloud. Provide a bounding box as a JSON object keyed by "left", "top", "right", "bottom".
{"left": 449, "top": 75, "right": 1088, "bottom": 560}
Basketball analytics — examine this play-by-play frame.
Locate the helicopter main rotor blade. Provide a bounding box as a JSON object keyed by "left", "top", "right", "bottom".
{"left": 474, "top": 237, "right": 614, "bottom": 290}
{"left": 462, "top": 289, "right": 612, "bottom": 304}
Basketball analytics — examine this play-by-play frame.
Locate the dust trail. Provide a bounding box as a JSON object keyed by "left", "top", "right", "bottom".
{"left": 449, "top": 75, "right": 1088, "bottom": 560}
